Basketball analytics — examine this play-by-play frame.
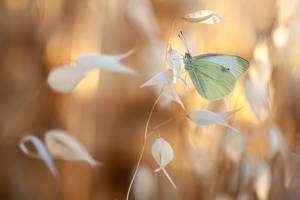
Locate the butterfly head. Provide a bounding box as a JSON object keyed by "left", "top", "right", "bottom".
{"left": 184, "top": 52, "right": 192, "bottom": 66}
{"left": 185, "top": 52, "right": 192, "bottom": 60}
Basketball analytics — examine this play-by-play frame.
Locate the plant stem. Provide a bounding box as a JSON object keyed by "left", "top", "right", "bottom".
{"left": 126, "top": 90, "right": 163, "bottom": 200}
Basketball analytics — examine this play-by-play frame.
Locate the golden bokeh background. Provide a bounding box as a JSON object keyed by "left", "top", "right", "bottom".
{"left": 1, "top": 0, "right": 300, "bottom": 199}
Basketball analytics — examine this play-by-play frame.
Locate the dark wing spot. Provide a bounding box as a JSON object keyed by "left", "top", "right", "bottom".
{"left": 221, "top": 67, "right": 230, "bottom": 72}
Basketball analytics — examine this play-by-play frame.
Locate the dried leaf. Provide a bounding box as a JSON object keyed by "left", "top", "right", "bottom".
{"left": 245, "top": 41, "right": 271, "bottom": 119}
{"left": 151, "top": 137, "right": 173, "bottom": 168}
{"left": 189, "top": 110, "right": 239, "bottom": 132}
{"left": 76, "top": 51, "right": 136, "bottom": 74}
{"left": 243, "top": 75, "right": 268, "bottom": 121}
{"left": 45, "top": 129, "right": 101, "bottom": 167}
{"left": 126, "top": 0, "right": 160, "bottom": 41}
{"left": 223, "top": 131, "right": 245, "bottom": 163}
{"left": 182, "top": 10, "right": 226, "bottom": 24}
{"left": 272, "top": 26, "right": 289, "bottom": 48}
{"left": 47, "top": 66, "right": 85, "bottom": 93}
{"left": 240, "top": 156, "right": 254, "bottom": 186}
{"left": 19, "top": 135, "right": 59, "bottom": 178}
{"left": 252, "top": 40, "right": 272, "bottom": 81}
{"left": 254, "top": 163, "right": 271, "bottom": 200}
{"left": 162, "top": 84, "right": 185, "bottom": 109}
{"left": 140, "top": 69, "right": 173, "bottom": 88}
{"left": 151, "top": 137, "right": 176, "bottom": 188}
{"left": 166, "top": 46, "right": 184, "bottom": 83}
{"left": 267, "top": 126, "right": 291, "bottom": 187}
{"left": 267, "top": 125, "right": 284, "bottom": 159}
{"left": 160, "top": 167, "right": 176, "bottom": 189}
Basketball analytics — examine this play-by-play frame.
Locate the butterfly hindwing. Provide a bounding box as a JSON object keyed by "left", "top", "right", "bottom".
{"left": 187, "top": 59, "right": 236, "bottom": 100}
{"left": 193, "top": 54, "right": 249, "bottom": 78}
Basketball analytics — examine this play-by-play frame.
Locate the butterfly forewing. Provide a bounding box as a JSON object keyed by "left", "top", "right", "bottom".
{"left": 193, "top": 54, "right": 249, "bottom": 78}
{"left": 187, "top": 59, "right": 236, "bottom": 100}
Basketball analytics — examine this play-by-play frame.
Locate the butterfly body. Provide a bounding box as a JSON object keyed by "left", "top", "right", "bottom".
{"left": 183, "top": 53, "right": 249, "bottom": 100}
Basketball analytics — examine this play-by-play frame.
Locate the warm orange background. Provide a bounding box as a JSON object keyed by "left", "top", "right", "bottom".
{"left": 1, "top": 0, "right": 300, "bottom": 199}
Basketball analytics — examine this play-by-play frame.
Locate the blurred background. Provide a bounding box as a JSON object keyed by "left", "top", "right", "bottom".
{"left": 1, "top": 0, "right": 300, "bottom": 199}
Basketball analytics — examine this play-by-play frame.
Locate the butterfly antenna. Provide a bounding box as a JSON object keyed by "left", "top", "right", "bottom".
{"left": 178, "top": 30, "right": 190, "bottom": 54}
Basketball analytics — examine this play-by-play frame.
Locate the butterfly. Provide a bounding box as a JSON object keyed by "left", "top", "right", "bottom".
{"left": 183, "top": 52, "right": 249, "bottom": 100}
